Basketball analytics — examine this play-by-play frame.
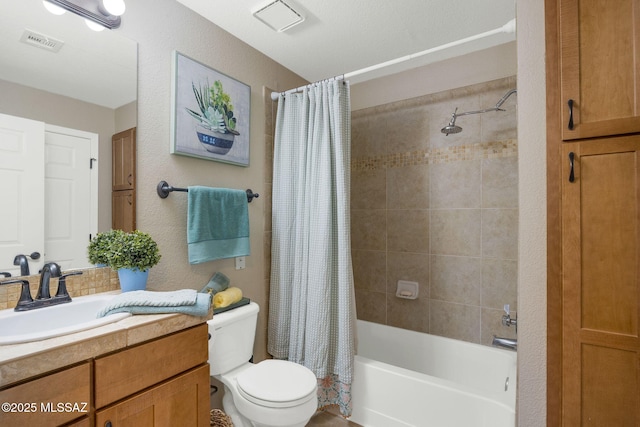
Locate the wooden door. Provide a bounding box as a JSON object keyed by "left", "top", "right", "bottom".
{"left": 112, "top": 128, "right": 136, "bottom": 191}
{"left": 559, "top": 0, "right": 640, "bottom": 140}
{"left": 561, "top": 136, "right": 640, "bottom": 425}
{"left": 95, "top": 365, "right": 210, "bottom": 427}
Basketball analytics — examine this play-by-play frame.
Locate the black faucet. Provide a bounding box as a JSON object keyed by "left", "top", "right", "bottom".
{"left": 13, "top": 252, "right": 41, "bottom": 276}
{"left": 0, "top": 263, "right": 81, "bottom": 311}
{"left": 37, "top": 262, "right": 62, "bottom": 299}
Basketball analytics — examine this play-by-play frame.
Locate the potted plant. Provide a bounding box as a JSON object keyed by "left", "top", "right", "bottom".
{"left": 88, "top": 230, "right": 161, "bottom": 292}
{"left": 185, "top": 79, "right": 240, "bottom": 155}
{"left": 87, "top": 229, "right": 123, "bottom": 267}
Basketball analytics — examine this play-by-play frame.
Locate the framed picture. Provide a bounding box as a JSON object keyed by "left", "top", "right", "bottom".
{"left": 171, "top": 51, "right": 251, "bottom": 166}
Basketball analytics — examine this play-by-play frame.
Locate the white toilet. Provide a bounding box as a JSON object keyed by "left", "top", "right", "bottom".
{"left": 207, "top": 302, "right": 318, "bottom": 427}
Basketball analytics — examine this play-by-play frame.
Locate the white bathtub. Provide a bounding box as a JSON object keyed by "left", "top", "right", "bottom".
{"left": 350, "top": 320, "right": 517, "bottom": 427}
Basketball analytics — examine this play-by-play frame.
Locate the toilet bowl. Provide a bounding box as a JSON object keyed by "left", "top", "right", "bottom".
{"left": 207, "top": 302, "right": 318, "bottom": 427}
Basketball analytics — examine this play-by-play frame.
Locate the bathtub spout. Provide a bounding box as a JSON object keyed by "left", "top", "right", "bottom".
{"left": 492, "top": 336, "right": 517, "bottom": 351}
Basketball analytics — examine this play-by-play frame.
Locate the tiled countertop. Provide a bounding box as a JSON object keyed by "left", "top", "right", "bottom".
{"left": 0, "top": 291, "right": 211, "bottom": 388}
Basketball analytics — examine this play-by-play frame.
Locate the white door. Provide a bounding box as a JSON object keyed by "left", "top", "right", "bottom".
{"left": 44, "top": 125, "right": 98, "bottom": 270}
{"left": 0, "top": 114, "right": 45, "bottom": 276}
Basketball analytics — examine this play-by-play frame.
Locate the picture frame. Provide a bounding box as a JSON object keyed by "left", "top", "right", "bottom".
{"left": 170, "top": 51, "right": 251, "bottom": 166}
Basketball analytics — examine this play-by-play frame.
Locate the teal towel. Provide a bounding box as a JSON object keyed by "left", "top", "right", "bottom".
{"left": 188, "top": 186, "right": 250, "bottom": 264}
{"left": 96, "top": 290, "right": 211, "bottom": 318}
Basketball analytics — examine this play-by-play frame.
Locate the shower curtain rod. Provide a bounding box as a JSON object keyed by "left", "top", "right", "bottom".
{"left": 270, "top": 18, "right": 516, "bottom": 101}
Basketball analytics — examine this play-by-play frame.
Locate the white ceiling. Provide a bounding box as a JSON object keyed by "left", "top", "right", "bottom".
{"left": 176, "top": 0, "right": 516, "bottom": 84}
{"left": 0, "top": 0, "right": 515, "bottom": 108}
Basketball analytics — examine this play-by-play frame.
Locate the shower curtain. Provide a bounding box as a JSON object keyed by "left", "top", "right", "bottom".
{"left": 268, "top": 79, "right": 356, "bottom": 417}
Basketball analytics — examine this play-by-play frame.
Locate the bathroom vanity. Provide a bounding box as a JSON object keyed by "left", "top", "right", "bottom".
{"left": 0, "top": 307, "right": 211, "bottom": 426}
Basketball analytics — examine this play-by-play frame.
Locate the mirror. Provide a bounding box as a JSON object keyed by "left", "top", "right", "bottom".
{"left": 0, "top": 0, "right": 137, "bottom": 277}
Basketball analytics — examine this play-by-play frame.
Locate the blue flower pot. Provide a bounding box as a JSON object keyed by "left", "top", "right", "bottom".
{"left": 117, "top": 268, "right": 149, "bottom": 292}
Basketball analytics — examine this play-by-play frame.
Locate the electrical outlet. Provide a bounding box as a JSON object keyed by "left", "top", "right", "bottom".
{"left": 235, "top": 256, "right": 246, "bottom": 270}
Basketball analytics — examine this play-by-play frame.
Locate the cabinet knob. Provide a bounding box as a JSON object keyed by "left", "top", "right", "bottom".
{"left": 105, "top": 422, "right": 112, "bottom": 427}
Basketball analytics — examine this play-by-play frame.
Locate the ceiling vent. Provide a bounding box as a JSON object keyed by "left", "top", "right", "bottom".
{"left": 20, "top": 29, "right": 64, "bottom": 53}
{"left": 253, "top": 0, "right": 304, "bottom": 32}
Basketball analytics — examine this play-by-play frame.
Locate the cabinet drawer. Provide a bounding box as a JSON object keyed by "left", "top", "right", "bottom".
{"left": 0, "top": 362, "right": 90, "bottom": 427}
{"left": 95, "top": 324, "right": 208, "bottom": 408}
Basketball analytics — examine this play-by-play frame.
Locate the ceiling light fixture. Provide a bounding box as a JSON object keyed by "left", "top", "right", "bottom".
{"left": 84, "top": 18, "right": 106, "bottom": 31}
{"left": 99, "top": 0, "right": 125, "bottom": 16}
{"left": 42, "top": 0, "right": 124, "bottom": 30}
{"left": 253, "top": 0, "right": 304, "bottom": 33}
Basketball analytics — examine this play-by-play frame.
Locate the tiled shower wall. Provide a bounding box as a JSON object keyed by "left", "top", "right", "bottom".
{"left": 351, "top": 76, "right": 518, "bottom": 346}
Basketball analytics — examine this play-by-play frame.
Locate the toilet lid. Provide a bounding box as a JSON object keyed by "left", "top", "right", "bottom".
{"left": 236, "top": 360, "right": 317, "bottom": 408}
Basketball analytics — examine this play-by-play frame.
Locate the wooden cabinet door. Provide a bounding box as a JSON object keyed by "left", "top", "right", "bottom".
{"left": 561, "top": 136, "right": 640, "bottom": 425}
{"left": 95, "top": 364, "right": 210, "bottom": 427}
{"left": 559, "top": 0, "right": 640, "bottom": 140}
{"left": 112, "top": 189, "right": 136, "bottom": 232}
{"left": 112, "top": 128, "right": 136, "bottom": 191}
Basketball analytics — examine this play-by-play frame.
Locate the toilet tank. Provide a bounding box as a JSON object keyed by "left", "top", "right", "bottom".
{"left": 208, "top": 301, "right": 259, "bottom": 375}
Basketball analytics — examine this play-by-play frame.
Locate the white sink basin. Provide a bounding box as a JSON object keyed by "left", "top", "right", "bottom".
{"left": 0, "top": 293, "right": 130, "bottom": 345}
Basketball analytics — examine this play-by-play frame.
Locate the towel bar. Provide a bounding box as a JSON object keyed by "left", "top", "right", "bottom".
{"left": 156, "top": 181, "right": 259, "bottom": 202}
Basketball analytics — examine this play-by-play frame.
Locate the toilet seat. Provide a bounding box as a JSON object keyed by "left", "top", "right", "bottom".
{"left": 236, "top": 360, "right": 317, "bottom": 408}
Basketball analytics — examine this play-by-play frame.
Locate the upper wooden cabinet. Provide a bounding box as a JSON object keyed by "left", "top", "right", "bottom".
{"left": 548, "top": 1, "right": 640, "bottom": 424}
{"left": 112, "top": 127, "right": 136, "bottom": 191}
{"left": 112, "top": 127, "right": 136, "bottom": 231}
{"left": 559, "top": 0, "right": 640, "bottom": 140}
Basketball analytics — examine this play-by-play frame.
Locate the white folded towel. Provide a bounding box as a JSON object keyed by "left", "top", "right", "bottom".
{"left": 96, "top": 289, "right": 210, "bottom": 318}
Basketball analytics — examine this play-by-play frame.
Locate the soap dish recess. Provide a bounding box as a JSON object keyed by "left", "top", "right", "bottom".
{"left": 396, "top": 280, "right": 419, "bottom": 300}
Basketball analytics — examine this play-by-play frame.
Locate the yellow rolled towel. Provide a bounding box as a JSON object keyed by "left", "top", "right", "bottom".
{"left": 213, "top": 287, "right": 243, "bottom": 309}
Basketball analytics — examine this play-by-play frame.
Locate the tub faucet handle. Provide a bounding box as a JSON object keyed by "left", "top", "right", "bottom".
{"left": 502, "top": 304, "right": 517, "bottom": 329}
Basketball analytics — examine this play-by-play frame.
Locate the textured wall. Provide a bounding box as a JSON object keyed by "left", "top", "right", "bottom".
{"left": 115, "top": 0, "right": 307, "bottom": 363}
{"left": 351, "top": 76, "right": 518, "bottom": 346}
{"left": 516, "top": 0, "right": 548, "bottom": 424}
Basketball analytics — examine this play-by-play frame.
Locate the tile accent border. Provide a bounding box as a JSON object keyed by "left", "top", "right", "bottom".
{"left": 352, "top": 139, "right": 518, "bottom": 171}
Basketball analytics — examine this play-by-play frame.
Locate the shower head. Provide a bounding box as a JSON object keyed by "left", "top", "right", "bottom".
{"left": 441, "top": 122, "right": 462, "bottom": 136}
{"left": 441, "top": 109, "right": 462, "bottom": 136}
